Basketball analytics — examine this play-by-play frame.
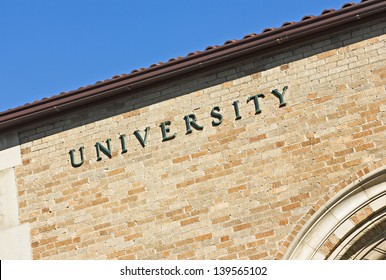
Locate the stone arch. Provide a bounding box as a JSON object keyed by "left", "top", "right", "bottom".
{"left": 283, "top": 166, "right": 386, "bottom": 260}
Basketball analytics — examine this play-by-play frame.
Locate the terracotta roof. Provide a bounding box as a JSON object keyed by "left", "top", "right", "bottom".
{"left": 1, "top": 0, "right": 385, "bottom": 131}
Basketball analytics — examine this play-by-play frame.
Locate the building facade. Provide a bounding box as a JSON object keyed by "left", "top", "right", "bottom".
{"left": 1, "top": 0, "right": 386, "bottom": 260}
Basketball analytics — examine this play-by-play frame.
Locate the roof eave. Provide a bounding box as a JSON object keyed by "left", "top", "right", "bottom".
{"left": 1, "top": 0, "right": 386, "bottom": 132}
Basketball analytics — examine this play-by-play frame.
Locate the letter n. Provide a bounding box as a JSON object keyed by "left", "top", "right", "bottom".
{"left": 95, "top": 139, "right": 112, "bottom": 161}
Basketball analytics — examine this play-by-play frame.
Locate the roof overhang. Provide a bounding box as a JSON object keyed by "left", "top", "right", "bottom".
{"left": 1, "top": 0, "right": 386, "bottom": 132}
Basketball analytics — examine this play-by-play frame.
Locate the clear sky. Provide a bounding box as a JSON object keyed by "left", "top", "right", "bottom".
{"left": 0, "top": 0, "right": 356, "bottom": 112}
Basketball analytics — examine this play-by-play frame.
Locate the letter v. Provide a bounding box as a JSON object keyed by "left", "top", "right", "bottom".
{"left": 134, "top": 127, "right": 150, "bottom": 148}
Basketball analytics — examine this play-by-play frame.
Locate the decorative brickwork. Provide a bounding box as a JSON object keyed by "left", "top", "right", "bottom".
{"left": 11, "top": 18, "right": 386, "bottom": 259}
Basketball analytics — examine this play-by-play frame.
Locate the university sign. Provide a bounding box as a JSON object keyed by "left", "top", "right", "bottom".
{"left": 69, "top": 86, "right": 288, "bottom": 168}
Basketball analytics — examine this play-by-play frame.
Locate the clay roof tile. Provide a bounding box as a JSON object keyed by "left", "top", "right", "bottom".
{"left": 243, "top": 33, "right": 257, "bottom": 39}
{"left": 281, "top": 22, "right": 295, "bottom": 27}
{"left": 263, "top": 27, "right": 276, "bottom": 33}
{"left": 342, "top": 2, "right": 356, "bottom": 8}
{"left": 301, "top": 15, "right": 315, "bottom": 21}
{"left": 321, "top": 9, "right": 336, "bottom": 14}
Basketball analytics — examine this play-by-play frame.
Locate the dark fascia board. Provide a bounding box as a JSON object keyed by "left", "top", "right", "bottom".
{"left": 1, "top": 0, "right": 386, "bottom": 132}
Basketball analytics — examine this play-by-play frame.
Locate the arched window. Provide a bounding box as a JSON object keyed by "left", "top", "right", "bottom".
{"left": 284, "top": 167, "right": 386, "bottom": 260}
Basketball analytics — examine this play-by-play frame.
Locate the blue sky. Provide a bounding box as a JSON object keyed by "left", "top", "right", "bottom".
{"left": 0, "top": 0, "right": 354, "bottom": 112}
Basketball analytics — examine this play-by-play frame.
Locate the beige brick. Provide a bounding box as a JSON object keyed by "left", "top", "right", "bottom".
{"left": 172, "top": 155, "right": 190, "bottom": 164}
{"left": 212, "top": 215, "right": 230, "bottom": 225}
{"left": 233, "top": 223, "right": 252, "bottom": 232}
{"left": 255, "top": 230, "right": 275, "bottom": 240}
{"left": 282, "top": 202, "right": 301, "bottom": 212}
{"left": 195, "top": 233, "right": 212, "bottom": 242}
{"left": 180, "top": 217, "right": 199, "bottom": 226}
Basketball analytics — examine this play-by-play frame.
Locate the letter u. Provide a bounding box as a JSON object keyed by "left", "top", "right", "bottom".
{"left": 69, "top": 147, "right": 85, "bottom": 168}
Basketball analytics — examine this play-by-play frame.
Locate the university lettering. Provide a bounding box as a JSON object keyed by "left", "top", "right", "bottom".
{"left": 69, "top": 86, "right": 288, "bottom": 167}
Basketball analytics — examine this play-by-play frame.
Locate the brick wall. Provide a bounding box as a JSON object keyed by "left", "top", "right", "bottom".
{"left": 15, "top": 19, "right": 386, "bottom": 259}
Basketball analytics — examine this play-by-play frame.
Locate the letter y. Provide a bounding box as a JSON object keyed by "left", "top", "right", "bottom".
{"left": 271, "top": 86, "right": 288, "bottom": 107}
